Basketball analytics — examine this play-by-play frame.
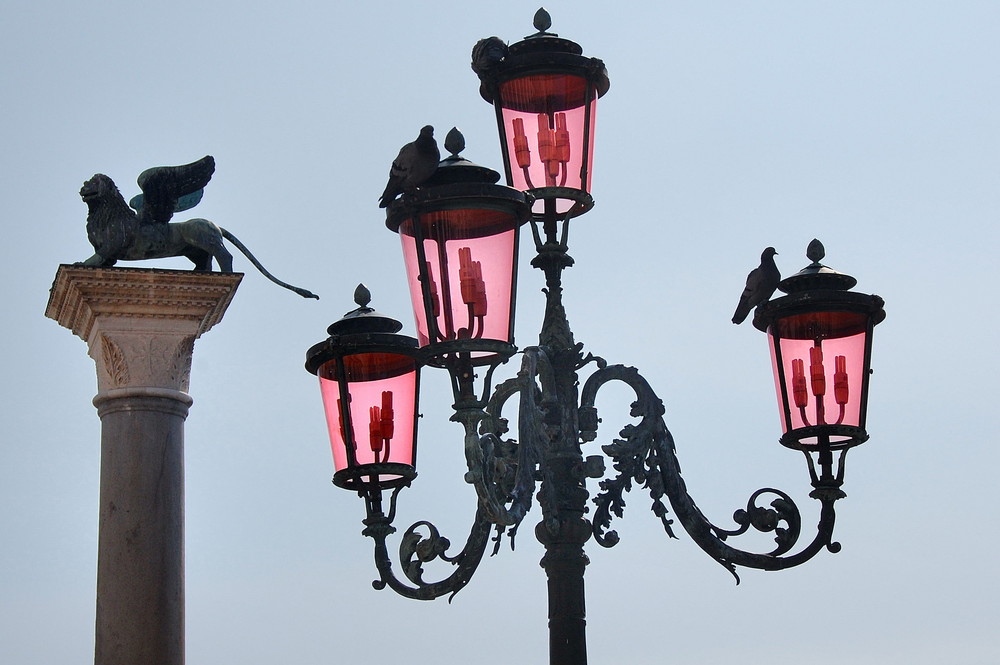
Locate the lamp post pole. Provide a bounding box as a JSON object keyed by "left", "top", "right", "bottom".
{"left": 46, "top": 265, "right": 241, "bottom": 665}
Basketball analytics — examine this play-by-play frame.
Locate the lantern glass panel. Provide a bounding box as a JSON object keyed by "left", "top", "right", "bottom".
{"left": 399, "top": 209, "right": 517, "bottom": 350}
{"left": 498, "top": 74, "right": 597, "bottom": 215}
{"left": 317, "top": 352, "right": 418, "bottom": 482}
{"left": 768, "top": 310, "right": 869, "bottom": 445}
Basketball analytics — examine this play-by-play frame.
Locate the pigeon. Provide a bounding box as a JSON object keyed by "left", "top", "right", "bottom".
{"left": 732, "top": 247, "right": 780, "bottom": 324}
{"left": 471, "top": 36, "right": 508, "bottom": 75}
{"left": 378, "top": 125, "right": 440, "bottom": 208}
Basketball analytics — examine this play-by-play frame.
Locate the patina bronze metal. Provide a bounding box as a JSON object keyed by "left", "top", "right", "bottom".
{"left": 78, "top": 156, "right": 318, "bottom": 298}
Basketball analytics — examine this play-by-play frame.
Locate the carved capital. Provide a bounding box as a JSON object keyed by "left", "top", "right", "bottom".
{"left": 45, "top": 265, "right": 242, "bottom": 392}
{"left": 95, "top": 332, "right": 197, "bottom": 392}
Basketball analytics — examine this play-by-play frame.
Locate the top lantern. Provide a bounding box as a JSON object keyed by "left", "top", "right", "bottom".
{"left": 473, "top": 8, "right": 610, "bottom": 221}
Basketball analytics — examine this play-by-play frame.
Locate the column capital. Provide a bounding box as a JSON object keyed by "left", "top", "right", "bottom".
{"left": 45, "top": 265, "right": 242, "bottom": 392}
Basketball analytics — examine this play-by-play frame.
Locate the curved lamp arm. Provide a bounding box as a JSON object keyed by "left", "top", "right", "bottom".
{"left": 362, "top": 486, "right": 495, "bottom": 601}
{"left": 365, "top": 348, "right": 557, "bottom": 601}
{"left": 580, "top": 364, "right": 842, "bottom": 582}
{"left": 454, "top": 347, "right": 556, "bottom": 550}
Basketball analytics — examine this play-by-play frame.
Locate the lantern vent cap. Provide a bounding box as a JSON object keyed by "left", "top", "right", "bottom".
{"left": 778, "top": 239, "right": 858, "bottom": 294}
{"left": 509, "top": 8, "right": 584, "bottom": 56}
{"left": 326, "top": 284, "right": 405, "bottom": 336}
{"left": 424, "top": 127, "right": 502, "bottom": 187}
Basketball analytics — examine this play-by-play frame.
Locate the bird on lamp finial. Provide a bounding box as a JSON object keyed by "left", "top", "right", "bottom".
{"left": 378, "top": 125, "right": 440, "bottom": 208}
{"left": 732, "top": 247, "right": 780, "bottom": 324}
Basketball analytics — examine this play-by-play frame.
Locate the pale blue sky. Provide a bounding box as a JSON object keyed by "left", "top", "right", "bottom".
{"left": 2, "top": 1, "right": 998, "bottom": 663}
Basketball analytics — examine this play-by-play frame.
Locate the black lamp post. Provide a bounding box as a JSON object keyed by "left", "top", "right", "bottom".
{"left": 305, "top": 10, "right": 885, "bottom": 665}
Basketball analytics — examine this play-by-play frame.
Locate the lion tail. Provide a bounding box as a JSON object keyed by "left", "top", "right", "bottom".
{"left": 220, "top": 229, "right": 320, "bottom": 299}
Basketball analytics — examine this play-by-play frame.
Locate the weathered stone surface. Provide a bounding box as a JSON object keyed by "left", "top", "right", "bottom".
{"left": 45, "top": 265, "right": 242, "bottom": 392}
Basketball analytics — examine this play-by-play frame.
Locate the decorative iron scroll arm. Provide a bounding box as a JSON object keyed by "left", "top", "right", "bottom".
{"left": 580, "top": 364, "right": 842, "bottom": 582}
{"left": 362, "top": 345, "right": 558, "bottom": 602}
{"left": 454, "top": 347, "right": 554, "bottom": 550}
{"left": 361, "top": 486, "right": 493, "bottom": 601}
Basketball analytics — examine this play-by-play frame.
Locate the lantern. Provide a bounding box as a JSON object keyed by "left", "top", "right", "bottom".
{"left": 385, "top": 128, "right": 532, "bottom": 371}
{"left": 754, "top": 240, "right": 885, "bottom": 451}
{"left": 473, "top": 8, "right": 609, "bottom": 220}
{"left": 305, "top": 285, "right": 421, "bottom": 492}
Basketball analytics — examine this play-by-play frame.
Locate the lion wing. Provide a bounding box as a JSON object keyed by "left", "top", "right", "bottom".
{"left": 135, "top": 155, "right": 216, "bottom": 225}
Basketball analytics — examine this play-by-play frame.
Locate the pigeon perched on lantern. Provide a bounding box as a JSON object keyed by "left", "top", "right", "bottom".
{"left": 732, "top": 247, "right": 780, "bottom": 324}
{"left": 378, "top": 125, "right": 441, "bottom": 208}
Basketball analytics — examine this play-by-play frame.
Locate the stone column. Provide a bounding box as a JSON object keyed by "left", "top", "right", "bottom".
{"left": 45, "top": 265, "right": 242, "bottom": 665}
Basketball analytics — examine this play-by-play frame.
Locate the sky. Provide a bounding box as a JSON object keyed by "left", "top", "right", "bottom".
{"left": 2, "top": 1, "right": 999, "bottom": 663}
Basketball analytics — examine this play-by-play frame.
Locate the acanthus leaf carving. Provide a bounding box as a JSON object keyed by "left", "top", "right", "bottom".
{"left": 100, "top": 334, "right": 130, "bottom": 388}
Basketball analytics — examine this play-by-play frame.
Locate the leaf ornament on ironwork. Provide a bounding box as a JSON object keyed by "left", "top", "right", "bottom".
{"left": 479, "top": 349, "right": 550, "bottom": 551}
{"left": 717, "top": 489, "right": 801, "bottom": 556}
{"left": 400, "top": 521, "right": 454, "bottom": 585}
{"left": 584, "top": 366, "right": 677, "bottom": 547}
{"left": 581, "top": 363, "right": 821, "bottom": 584}
{"left": 367, "top": 504, "right": 493, "bottom": 602}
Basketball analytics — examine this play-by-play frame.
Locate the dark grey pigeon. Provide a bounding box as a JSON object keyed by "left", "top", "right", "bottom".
{"left": 732, "top": 247, "right": 780, "bottom": 324}
{"left": 378, "top": 125, "right": 440, "bottom": 208}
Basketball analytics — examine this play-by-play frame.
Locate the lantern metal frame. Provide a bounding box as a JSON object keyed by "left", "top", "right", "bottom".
{"left": 307, "top": 11, "right": 887, "bottom": 665}
{"left": 384, "top": 129, "right": 533, "bottom": 409}
{"left": 473, "top": 8, "right": 609, "bottom": 223}
{"left": 305, "top": 288, "right": 423, "bottom": 495}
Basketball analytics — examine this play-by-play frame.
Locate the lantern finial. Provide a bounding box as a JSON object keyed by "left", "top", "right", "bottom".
{"left": 354, "top": 283, "right": 372, "bottom": 308}
{"left": 533, "top": 8, "right": 553, "bottom": 34}
{"left": 777, "top": 239, "right": 857, "bottom": 294}
{"left": 444, "top": 127, "right": 466, "bottom": 158}
{"left": 806, "top": 239, "right": 825, "bottom": 265}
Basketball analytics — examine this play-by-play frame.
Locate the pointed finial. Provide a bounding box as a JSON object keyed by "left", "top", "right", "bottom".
{"left": 354, "top": 283, "right": 372, "bottom": 308}
{"left": 444, "top": 127, "right": 466, "bottom": 157}
{"left": 533, "top": 7, "right": 552, "bottom": 33}
{"left": 806, "top": 239, "right": 825, "bottom": 265}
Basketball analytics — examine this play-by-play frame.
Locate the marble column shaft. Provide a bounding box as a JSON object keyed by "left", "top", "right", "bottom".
{"left": 46, "top": 265, "right": 242, "bottom": 665}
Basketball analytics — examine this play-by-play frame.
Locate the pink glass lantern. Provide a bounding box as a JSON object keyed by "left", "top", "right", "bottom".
{"left": 306, "top": 286, "right": 421, "bottom": 491}
{"left": 385, "top": 129, "right": 532, "bottom": 368}
{"left": 473, "top": 8, "right": 609, "bottom": 220}
{"left": 753, "top": 241, "right": 885, "bottom": 451}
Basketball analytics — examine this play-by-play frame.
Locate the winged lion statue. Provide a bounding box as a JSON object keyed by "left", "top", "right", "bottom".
{"left": 78, "top": 155, "right": 318, "bottom": 299}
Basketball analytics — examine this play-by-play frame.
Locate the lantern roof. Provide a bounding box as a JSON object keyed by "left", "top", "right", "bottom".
{"left": 423, "top": 128, "right": 502, "bottom": 187}
{"left": 778, "top": 239, "right": 858, "bottom": 294}
{"left": 753, "top": 240, "right": 886, "bottom": 334}
{"left": 510, "top": 8, "right": 584, "bottom": 57}
{"left": 306, "top": 285, "right": 420, "bottom": 376}
{"left": 473, "top": 8, "right": 610, "bottom": 104}
{"left": 325, "top": 284, "right": 404, "bottom": 336}
{"left": 384, "top": 130, "right": 532, "bottom": 234}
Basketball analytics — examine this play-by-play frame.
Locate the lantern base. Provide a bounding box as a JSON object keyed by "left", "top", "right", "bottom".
{"left": 779, "top": 425, "right": 869, "bottom": 451}
{"left": 333, "top": 463, "right": 417, "bottom": 492}
{"left": 419, "top": 338, "right": 517, "bottom": 368}
{"left": 527, "top": 187, "right": 594, "bottom": 220}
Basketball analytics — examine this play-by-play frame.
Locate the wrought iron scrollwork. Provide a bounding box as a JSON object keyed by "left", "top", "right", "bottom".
{"left": 472, "top": 348, "right": 551, "bottom": 551}
{"left": 363, "top": 488, "right": 494, "bottom": 601}
{"left": 581, "top": 364, "right": 841, "bottom": 582}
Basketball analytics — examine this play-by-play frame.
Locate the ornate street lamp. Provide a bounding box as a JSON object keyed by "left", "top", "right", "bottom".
{"left": 305, "top": 285, "right": 421, "bottom": 496}
{"left": 754, "top": 239, "right": 886, "bottom": 497}
{"left": 306, "top": 11, "right": 886, "bottom": 665}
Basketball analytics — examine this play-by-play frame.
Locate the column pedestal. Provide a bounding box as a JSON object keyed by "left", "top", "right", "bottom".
{"left": 45, "top": 265, "right": 242, "bottom": 665}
